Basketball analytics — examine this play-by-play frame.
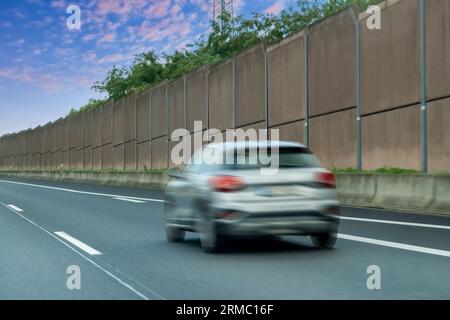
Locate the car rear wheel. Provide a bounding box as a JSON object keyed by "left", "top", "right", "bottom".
{"left": 164, "top": 197, "right": 185, "bottom": 243}
{"left": 166, "top": 225, "right": 186, "bottom": 243}
{"left": 311, "top": 232, "right": 337, "bottom": 249}
{"left": 199, "top": 218, "right": 226, "bottom": 253}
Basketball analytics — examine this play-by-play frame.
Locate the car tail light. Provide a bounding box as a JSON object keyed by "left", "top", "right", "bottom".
{"left": 315, "top": 172, "right": 336, "bottom": 188}
{"left": 208, "top": 175, "right": 245, "bottom": 192}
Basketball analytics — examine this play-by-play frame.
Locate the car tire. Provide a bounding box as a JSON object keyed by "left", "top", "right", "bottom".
{"left": 166, "top": 225, "right": 186, "bottom": 243}
{"left": 199, "top": 218, "right": 225, "bottom": 253}
{"left": 311, "top": 232, "right": 337, "bottom": 249}
{"left": 164, "top": 196, "right": 185, "bottom": 243}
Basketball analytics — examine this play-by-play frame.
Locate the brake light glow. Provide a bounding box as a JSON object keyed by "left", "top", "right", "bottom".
{"left": 208, "top": 175, "right": 246, "bottom": 192}
{"left": 315, "top": 172, "right": 336, "bottom": 188}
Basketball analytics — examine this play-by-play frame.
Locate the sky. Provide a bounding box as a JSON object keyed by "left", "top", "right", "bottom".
{"left": 0, "top": 0, "right": 297, "bottom": 136}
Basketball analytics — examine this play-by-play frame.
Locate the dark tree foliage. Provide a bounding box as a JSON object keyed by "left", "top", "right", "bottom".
{"left": 70, "top": 0, "right": 379, "bottom": 116}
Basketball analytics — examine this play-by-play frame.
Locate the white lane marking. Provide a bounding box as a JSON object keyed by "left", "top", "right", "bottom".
{"left": 54, "top": 231, "right": 102, "bottom": 256}
{"left": 338, "top": 233, "right": 450, "bottom": 258}
{"left": 341, "top": 216, "right": 450, "bottom": 231}
{"left": 0, "top": 180, "right": 164, "bottom": 203}
{"left": 114, "top": 197, "right": 146, "bottom": 204}
{"left": 0, "top": 202, "right": 164, "bottom": 300}
{"left": 7, "top": 205, "right": 23, "bottom": 212}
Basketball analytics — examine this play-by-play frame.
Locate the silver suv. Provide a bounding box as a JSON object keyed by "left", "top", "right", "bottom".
{"left": 164, "top": 141, "right": 340, "bottom": 253}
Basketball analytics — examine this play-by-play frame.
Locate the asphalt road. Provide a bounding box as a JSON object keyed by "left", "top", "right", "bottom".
{"left": 0, "top": 177, "right": 449, "bottom": 300}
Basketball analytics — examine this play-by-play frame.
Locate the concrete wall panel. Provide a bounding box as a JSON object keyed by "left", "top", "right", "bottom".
{"left": 136, "top": 90, "right": 151, "bottom": 143}
{"left": 186, "top": 69, "right": 207, "bottom": 132}
{"left": 102, "top": 102, "right": 113, "bottom": 145}
{"left": 84, "top": 110, "right": 93, "bottom": 148}
{"left": 208, "top": 60, "right": 233, "bottom": 131}
{"left": 93, "top": 147, "right": 102, "bottom": 170}
{"left": 360, "top": 0, "right": 420, "bottom": 114}
{"left": 268, "top": 33, "right": 305, "bottom": 126}
{"left": 137, "top": 142, "right": 151, "bottom": 170}
{"left": 124, "top": 94, "right": 136, "bottom": 142}
{"left": 168, "top": 79, "right": 185, "bottom": 139}
{"left": 102, "top": 143, "right": 113, "bottom": 170}
{"left": 309, "top": 109, "right": 356, "bottom": 169}
{"left": 236, "top": 45, "right": 265, "bottom": 127}
{"left": 426, "top": 0, "right": 450, "bottom": 100}
{"left": 270, "top": 120, "right": 305, "bottom": 144}
{"left": 93, "top": 107, "right": 102, "bottom": 148}
{"left": 362, "top": 105, "right": 420, "bottom": 170}
{"left": 309, "top": 8, "right": 356, "bottom": 116}
{"left": 113, "top": 144, "right": 124, "bottom": 170}
{"left": 113, "top": 99, "right": 124, "bottom": 146}
{"left": 428, "top": 98, "right": 450, "bottom": 172}
{"left": 151, "top": 83, "right": 167, "bottom": 138}
{"left": 125, "top": 141, "right": 136, "bottom": 170}
{"left": 84, "top": 147, "right": 93, "bottom": 170}
{"left": 151, "top": 137, "right": 167, "bottom": 169}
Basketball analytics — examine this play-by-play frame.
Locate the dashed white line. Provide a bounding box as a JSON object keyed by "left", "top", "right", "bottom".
{"left": 338, "top": 233, "right": 450, "bottom": 258}
{"left": 54, "top": 231, "right": 102, "bottom": 256}
{"left": 0, "top": 180, "right": 165, "bottom": 203}
{"left": 114, "top": 197, "right": 146, "bottom": 204}
{"left": 341, "top": 216, "right": 450, "bottom": 230}
{"left": 0, "top": 201, "right": 162, "bottom": 300}
{"left": 7, "top": 204, "right": 23, "bottom": 212}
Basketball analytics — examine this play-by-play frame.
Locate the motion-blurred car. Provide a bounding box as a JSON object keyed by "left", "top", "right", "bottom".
{"left": 164, "top": 141, "right": 340, "bottom": 253}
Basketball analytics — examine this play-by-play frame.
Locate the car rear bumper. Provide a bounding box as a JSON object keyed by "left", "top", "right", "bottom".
{"left": 215, "top": 211, "right": 340, "bottom": 237}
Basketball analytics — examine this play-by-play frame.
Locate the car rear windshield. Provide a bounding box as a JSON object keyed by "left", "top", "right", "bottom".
{"left": 219, "top": 147, "right": 321, "bottom": 170}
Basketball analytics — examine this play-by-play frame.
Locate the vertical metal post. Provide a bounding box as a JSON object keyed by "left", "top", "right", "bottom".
{"left": 149, "top": 90, "right": 152, "bottom": 170}
{"left": 184, "top": 76, "right": 188, "bottom": 131}
{"left": 232, "top": 58, "right": 237, "bottom": 130}
{"left": 264, "top": 47, "right": 269, "bottom": 140}
{"left": 122, "top": 98, "right": 125, "bottom": 171}
{"left": 100, "top": 105, "right": 103, "bottom": 171}
{"left": 304, "top": 31, "right": 309, "bottom": 148}
{"left": 134, "top": 94, "right": 138, "bottom": 170}
{"left": 205, "top": 68, "right": 210, "bottom": 142}
{"left": 165, "top": 83, "right": 170, "bottom": 169}
{"left": 355, "top": 12, "right": 362, "bottom": 171}
{"left": 419, "top": 0, "right": 428, "bottom": 173}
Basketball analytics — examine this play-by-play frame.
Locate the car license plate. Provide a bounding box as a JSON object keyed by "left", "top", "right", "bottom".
{"left": 257, "top": 186, "right": 307, "bottom": 197}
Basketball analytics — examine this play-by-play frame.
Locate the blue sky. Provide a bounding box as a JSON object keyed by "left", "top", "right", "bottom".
{"left": 0, "top": 0, "right": 296, "bottom": 136}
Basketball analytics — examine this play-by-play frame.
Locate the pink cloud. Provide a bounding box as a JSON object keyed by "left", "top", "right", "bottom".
{"left": 98, "top": 53, "right": 126, "bottom": 64}
{"left": 98, "top": 32, "right": 116, "bottom": 43}
{"left": 265, "top": 0, "right": 285, "bottom": 15}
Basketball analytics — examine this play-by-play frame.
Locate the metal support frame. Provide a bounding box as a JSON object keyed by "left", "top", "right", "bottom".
{"left": 232, "top": 58, "right": 237, "bottom": 131}
{"left": 303, "top": 31, "right": 309, "bottom": 148}
{"left": 165, "top": 83, "right": 169, "bottom": 168}
{"left": 264, "top": 47, "right": 269, "bottom": 140}
{"left": 134, "top": 94, "right": 138, "bottom": 170}
{"left": 149, "top": 89, "right": 152, "bottom": 169}
{"left": 419, "top": 0, "right": 428, "bottom": 173}
{"left": 122, "top": 98, "right": 125, "bottom": 171}
{"left": 353, "top": 9, "right": 362, "bottom": 171}
{"left": 205, "top": 68, "right": 210, "bottom": 142}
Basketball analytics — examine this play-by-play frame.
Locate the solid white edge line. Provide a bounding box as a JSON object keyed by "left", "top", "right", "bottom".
{"left": 54, "top": 231, "right": 102, "bottom": 256}
{"left": 0, "top": 179, "right": 165, "bottom": 203}
{"left": 113, "top": 197, "right": 146, "bottom": 204}
{"left": 338, "top": 233, "right": 450, "bottom": 258}
{"left": 7, "top": 204, "right": 23, "bottom": 212}
{"left": 0, "top": 201, "right": 160, "bottom": 300}
{"left": 341, "top": 216, "right": 450, "bottom": 230}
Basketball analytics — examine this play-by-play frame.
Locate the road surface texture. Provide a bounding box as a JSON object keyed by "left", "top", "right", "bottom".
{"left": 0, "top": 177, "right": 449, "bottom": 300}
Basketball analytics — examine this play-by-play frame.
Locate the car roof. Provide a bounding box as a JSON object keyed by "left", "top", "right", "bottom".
{"left": 205, "top": 140, "right": 307, "bottom": 151}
